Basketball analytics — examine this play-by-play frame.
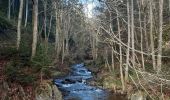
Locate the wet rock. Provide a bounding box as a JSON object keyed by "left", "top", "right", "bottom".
{"left": 35, "top": 82, "right": 62, "bottom": 100}
{"left": 52, "top": 85, "right": 62, "bottom": 100}
{"left": 62, "top": 78, "right": 76, "bottom": 84}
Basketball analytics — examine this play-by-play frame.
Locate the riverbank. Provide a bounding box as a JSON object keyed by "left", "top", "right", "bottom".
{"left": 85, "top": 61, "right": 170, "bottom": 100}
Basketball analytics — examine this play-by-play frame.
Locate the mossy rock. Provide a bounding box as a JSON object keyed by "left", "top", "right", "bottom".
{"left": 35, "top": 82, "right": 62, "bottom": 100}
{"left": 102, "top": 75, "right": 116, "bottom": 89}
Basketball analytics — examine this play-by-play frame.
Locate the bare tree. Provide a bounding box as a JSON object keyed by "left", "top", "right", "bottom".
{"left": 116, "top": 9, "right": 125, "bottom": 91}
{"left": 31, "top": 0, "right": 38, "bottom": 59}
{"left": 24, "top": 0, "right": 28, "bottom": 27}
{"left": 137, "top": 0, "right": 145, "bottom": 70}
{"left": 157, "top": 0, "right": 164, "bottom": 72}
{"left": 149, "top": 0, "right": 156, "bottom": 70}
{"left": 125, "top": 0, "right": 130, "bottom": 83}
{"left": 16, "top": 0, "right": 24, "bottom": 50}
{"left": 8, "top": 0, "right": 11, "bottom": 20}
{"left": 131, "top": 0, "right": 135, "bottom": 67}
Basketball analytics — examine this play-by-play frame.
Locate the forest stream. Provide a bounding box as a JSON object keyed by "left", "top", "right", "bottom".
{"left": 54, "top": 63, "right": 127, "bottom": 100}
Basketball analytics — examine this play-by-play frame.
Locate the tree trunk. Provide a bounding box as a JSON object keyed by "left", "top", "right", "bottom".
{"left": 43, "top": 0, "right": 48, "bottom": 53}
{"left": 149, "top": 0, "right": 156, "bottom": 70}
{"left": 111, "top": 46, "right": 114, "bottom": 72}
{"left": 8, "top": 0, "right": 11, "bottom": 20}
{"left": 116, "top": 9, "right": 125, "bottom": 92}
{"left": 125, "top": 0, "right": 130, "bottom": 84}
{"left": 24, "top": 0, "right": 28, "bottom": 27}
{"left": 157, "top": 0, "right": 163, "bottom": 72}
{"left": 131, "top": 0, "right": 135, "bottom": 67}
{"left": 31, "top": 0, "right": 38, "bottom": 59}
{"left": 54, "top": 2, "right": 58, "bottom": 51}
{"left": 16, "top": 0, "right": 24, "bottom": 50}
{"left": 138, "top": 0, "right": 145, "bottom": 70}
{"left": 144, "top": 15, "right": 149, "bottom": 52}
{"left": 169, "top": 0, "right": 170, "bottom": 22}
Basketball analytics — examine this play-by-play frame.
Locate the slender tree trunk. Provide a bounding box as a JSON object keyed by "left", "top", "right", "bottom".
{"left": 54, "top": 2, "right": 58, "bottom": 51}
{"left": 16, "top": 0, "right": 24, "bottom": 50}
{"left": 111, "top": 46, "right": 114, "bottom": 72}
{"left": 43, "top": 0, "right": 48, "bottom": 53}
{"left": 8, "top": 0, "right": 11, "bottom": 20}
{"left": 31, "top": 0, "right": 38, "bottom": 59}
{"left": 54, "top": 1, "right": 61, "bottom": 60}
{"left": 157, "top": 0, "right": 163, "bottom": 72}
{"left": 138, "top": 1, "right": 145, "bottom": 70}
{"left": 116, "top": 9, "right": 125, "bottom": 92}
{"left": 61, "top": 34, "right": 65, "bottom": 64}
{"left": 131, "top": 0, "right": 135, "bottom": 67}
{"left": 108, "top": 9, "right": 114, "bottom": 71}
{"left": 47, "top": 15, "right": 53, "bottom": 43}
{"left": 144, "top": 15, "right": 149, "bottom": 52}
{"left": 149, "top": 0, "right": 156, "bottom": 70}
{"left": 12, "top": 0, "right": 14, "bottom": 15}
{"left": 24, "top": 0, "right": 28, "bottom": 27}
{"left": 125, "top": 0, "right": 130, "bottom": 83}
{"left": 169, "top": 0, "right": 170, "bottom": 22}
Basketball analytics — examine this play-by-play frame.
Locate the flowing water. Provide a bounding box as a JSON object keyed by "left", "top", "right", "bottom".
{"left": 54, "top": 63, "right": 127, "bottom": 100}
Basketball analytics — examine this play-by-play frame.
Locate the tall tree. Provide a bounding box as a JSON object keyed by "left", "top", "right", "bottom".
{"left": 131, "top": 0, "right": 135, "bottom": 67}
{"left": 16, "top": 0, "right": 24, "bottom": 50}
{"left": 31, "top": 0, "right": 38, "bottom": 59}
{"left": 149, "top": 0, "right": 156, "bottom": 70}
{"left": 8, "top": 0, "right": 11, "bottom": 20}
{"left": 125, "top": 0, "right": 130, "bottom": 84}
{"left": 24, "top": 0, "right": 28, "bottom": 27}
{"left": 137, "top": 0, "right": 145, "bottom": 70}
{"left": 157, "top": 0, "right": 163, "bottom": 72}
{"left": 116, "top": 9, "right": 125, "bottom": 91}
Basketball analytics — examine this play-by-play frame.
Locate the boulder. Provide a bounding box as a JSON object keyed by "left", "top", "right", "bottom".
{"left": 130, "top": 91, "right": 146, "bottom": 100}
{"left": 35, "top": 82, "right": 62, "bottom": 100}
{"left": 52, "top": 85, "right": 62, "bottom": 100}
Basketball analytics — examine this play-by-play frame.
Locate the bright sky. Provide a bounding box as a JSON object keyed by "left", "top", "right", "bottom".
{"left": 80, "top": 0, "right": 96, "bottom": 18}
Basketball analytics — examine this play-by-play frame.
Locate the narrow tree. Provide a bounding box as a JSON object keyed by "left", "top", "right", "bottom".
{"left": 31, "top": 0, "right": 38, "bottom": 59}
{"left": 16, "top": 0, "right": 24, "bottom": 50}
{"left": 157, "top": 0, "right": 163, "bottom": 72}
{"left": 149, "top": 0, "right": 156, "bottom": 70}
{"left": 131, "top": 0, "right": 135, "bottom": 67}
{"left": 24, "top": 0, "right": 28, "bottom": 27}
{"left": 8, "top": 0, "right": 11, "bottom": 20}
{"left": 138, "top": 0, "right": 145, "bottom": 70}
{"left": 116, "top": 9, "right": 125, "bottom": 91}
{"left": 125, "top": 0, "right": 130, "bottom": 83}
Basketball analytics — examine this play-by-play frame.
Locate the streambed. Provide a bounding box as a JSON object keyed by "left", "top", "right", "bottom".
{"left": 54, "top": 63, "right": 126, "bottom": 100}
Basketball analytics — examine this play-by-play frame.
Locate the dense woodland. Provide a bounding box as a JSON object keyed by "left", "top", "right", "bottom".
{"left": 0, "top": 0, "right": 170, "bottom": 100}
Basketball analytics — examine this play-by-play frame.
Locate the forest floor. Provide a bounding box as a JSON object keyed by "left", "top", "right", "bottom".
{"left": 0, "top": 53, "right": 71, "bottom": 100}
